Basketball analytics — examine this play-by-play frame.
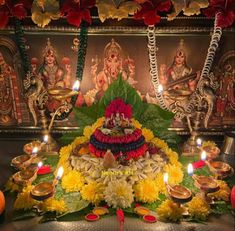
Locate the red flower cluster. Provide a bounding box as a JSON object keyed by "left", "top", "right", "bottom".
{"left": 105, "top": 98, "right": 132, "bottom": 119}
{"left": 94, "top": 128, "right": 142, "bottom": 144}
{"left": 203, "top": 0, "right": 235, "bottom": 27}
{"left": 89, "top": 143, "right": 147, "bottom": 160}
{"left": 61, "top": 0, "right": 95, "bottom": 27}
{"left": 134, "top": 0, "right": 171, "bottom": 25}
{"left": 0, "top": 0, "right": 32, "bottom": 28}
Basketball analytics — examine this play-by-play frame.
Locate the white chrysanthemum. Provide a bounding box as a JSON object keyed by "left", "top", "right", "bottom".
{"left": 104, "top": 179, "right": 134, "bottom": 208}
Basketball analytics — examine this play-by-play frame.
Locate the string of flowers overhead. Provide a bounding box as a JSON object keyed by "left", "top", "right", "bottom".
{"left": 0, "top": 0, "right": 234, "bottom": 29}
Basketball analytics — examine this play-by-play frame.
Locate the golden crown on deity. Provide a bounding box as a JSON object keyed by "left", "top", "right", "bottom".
{"left": 104, "top": 38, "right": 122, "bottom": 58}
{"left": 42, "top": 38, "right": 57, "bottom": 57}
{"left": 175, "top": 39, "right": 187, "bottom": 57}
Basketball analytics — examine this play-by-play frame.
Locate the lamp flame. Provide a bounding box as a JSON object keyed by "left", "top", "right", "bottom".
{"left": 72, "top": 80, "right": 80, "bottom": 91}
{"left": 56, "top": 167, "right": 64, "bottom": 180}
{"left": 43, "top": 135, "right": 49, "bottom": 143}
{"left": 38, "top": 161, "right": 43, "bottom": 168}
{"left": 157, "top": 84, "right": 163, "bottom": 94}
{"left": 187, "top": 163, "right": 194, "bottom": 176}
{"left": 196, "top": 138, "right": 202, "bottom": 147}
{"left": 201, "top": 151, "right": 207, "bottom": 161}
{"left": 32, "top": 147, "right": 38, "bottom": 155}
{"left": 163, "top": 173, "right": 168, "bottom": 184}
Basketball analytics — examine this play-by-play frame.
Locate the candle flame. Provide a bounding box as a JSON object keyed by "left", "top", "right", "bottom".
{"left": 163, "top": 173, "right": 168, "bottom": 184}
{"left": 38, "top": 161, "right": 43, "bottom": 168}
{"left": 32, "top": 147, "right": 38, "bottom": 155}
{"left": 157, "top": 84, "right": 163, "bottom": 94}
{"left": 56, "top": 166, "right": 64, "bottom": 180}
{"left": 196, "top": 138, "right": 202, "bottom": 147}
{"left": 201, "top": 151, "right": 207, "bottom": 161}
{"left": 72, "top": 80, "right": 80, "bottom": 91}
{"left": 43, "top": 135, "right": 49, "bottom": 143}
{"left": 187, "top": 163, "right": 194, "bottom": 176}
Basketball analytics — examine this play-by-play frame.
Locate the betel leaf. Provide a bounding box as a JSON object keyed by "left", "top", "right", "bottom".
{"left": 98, "top": 74, "right": 143, "bottom": 118}
{"left": 63, "top": 192, "right": 90, "bottom": 214}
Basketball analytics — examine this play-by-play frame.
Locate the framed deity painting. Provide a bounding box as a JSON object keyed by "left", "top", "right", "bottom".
{"left": 0, "top": 25, "right": 234, "bottom": 134}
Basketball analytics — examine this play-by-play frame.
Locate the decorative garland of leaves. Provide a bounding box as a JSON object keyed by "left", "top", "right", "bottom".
{"left": 14, "top": 18, "right": 31, "bottom": 75}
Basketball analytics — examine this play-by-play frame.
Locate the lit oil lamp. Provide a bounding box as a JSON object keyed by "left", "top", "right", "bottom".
{"left": 11, "top": 147, "right": 38, "bottom": 170}
{"left": 23, "top": 140, "right": 42, "bottom": 155}
{"left": 12, "top": 165, "right": 37, "bottom": 185}
{"left": 206, "top": 161, "right": 234, "bottom": 179}
{"left": 188, "top": 161, "right": 220, "bottom": 204}
{"left": 196, "top": 138, "right": 202, "bottom": 148}
{"left": 30, "top": 166, "right": 63, "bottom": 201}
{"left": 202, "top": 145, "right": 220, "bottom": 161}
{"left": 164, "top": 173, "right": 192, "bottom": 204}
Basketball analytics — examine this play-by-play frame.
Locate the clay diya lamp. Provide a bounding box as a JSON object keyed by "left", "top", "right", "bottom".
{"left": 92, "top": 207, "right": 109, "bottom": 216}
{"left": 11, "top": 154, "right": 36, "bottom": 170}
{"left": 167, "top": 185, "right": 192, "bottom": 204}
{"left": 207, "top": 161, "right": 234, "bottom": 179}
{"left": 23, "top": 140, "right": 42, "bottom": 155}
{"left": 30, "top": 166, "right": 64, "bottom": 201}
{"left": 193, "top": 175, "right": 220, "bottom": 203}
{"left": 12, "top": 165, "right": 37, "bottom": 185}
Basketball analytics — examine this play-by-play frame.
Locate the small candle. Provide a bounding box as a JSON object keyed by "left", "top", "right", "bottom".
{"left": 32, "top": 147, "right": 38, "bottom": 155}
{"left": 196, "top": 138, "right": 202, "bottom": 147}
{"left": 157, "top": 84, "right": 163, "bottom": 94}
{"left": 72, "top": 80, "right": 80, "bottom": 91}
{"left": 43, "top": 135, "right": 49, "bottom": 144}
{"left": 201, "top": 151, "right": 207, "bottom": 161}
{"left": 56, "top": 166, "right": 64, "bottom": 180}
{"left": 37, "top": 161, "right": 51, "bottom": 175}
{"left": 187, "top": 163, "right": 194, "bottom": 176}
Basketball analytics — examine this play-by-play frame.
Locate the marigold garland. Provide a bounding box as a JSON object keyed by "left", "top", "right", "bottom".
{"left": 208, "top": 180, "right": 231, "bottom": 201}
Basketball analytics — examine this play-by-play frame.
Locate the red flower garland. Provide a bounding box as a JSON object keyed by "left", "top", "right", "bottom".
{"left": 105, "top": 98, "right": 132, "bottom": 119}
{"left": 203, "top": 0, "right": 235, "bottom": 28}
{"left": 134, "top": 0, "right": 171, "bottom": 26}
{"left": 61, "top": 0, "right": 95, "bottom": 27}
{"left": 0, "top": 0, "right": 32, "bottom": 28}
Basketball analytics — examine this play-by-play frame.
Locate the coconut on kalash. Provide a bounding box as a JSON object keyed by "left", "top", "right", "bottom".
{"left": 59, "top": 98, "right": 180, "bottom": 208}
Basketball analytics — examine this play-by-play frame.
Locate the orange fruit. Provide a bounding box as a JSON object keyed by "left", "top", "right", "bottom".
{"left": 0, "top": 190, "right": 5, "bottom": 215}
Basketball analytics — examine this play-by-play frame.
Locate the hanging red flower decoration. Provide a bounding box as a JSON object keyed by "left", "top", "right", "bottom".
{"left": 0, "top": 0, "right": 32, "bottom": 28}
{"left": 61, "top": 0, "right": 95, "bottom": 27}
{"left": 203, "top": 0, "right": 235, "bottom": 28}
{"left": 134, "top": 0, "right": 171, "bottom": 25}
{"left": 105, "top": 98, "right": 132, "bottom": 119}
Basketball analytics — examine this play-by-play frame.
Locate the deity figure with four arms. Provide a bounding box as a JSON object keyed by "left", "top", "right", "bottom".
{"left": 0, "top": 52, "right": 16, "bottom": 125}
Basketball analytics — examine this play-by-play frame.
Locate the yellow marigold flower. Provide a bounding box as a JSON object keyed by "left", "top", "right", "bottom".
{"left": 134, "top": 179, "right": 159, "bottom": 203}
{"left": 202, "top": 141, "right": 216, "bottom": 148}
{"left": 131, "top": 119, "right": 142, "bottom": 129}
{"left": 187, "top": 196, "right": 210, "bottom": 221}
{"left": 59, "top": 144, "right": 72, "bottom": 161}
{"left": 142, "top": 128, "right": 154, "bottom": 142}
{"left": 151, "top": 137, "right": 168, "bottom": 150}
{"left": 157, "top": 199, "right": 184, "bottom": 222}
{"left": 42, "top": 198, "right": 67, "bottom": 214}
{"left": 208, "top": 180, "right": 231, "bottom": 201}
{"left": 164, "top": 164, "right": 183, "bottom": 185}
{"left": 154, "top": 173, "right": 167, "bottom": 194}
{"left": 62, "top": 170, "right": 85, "bottom": 193}
{"left": 91, "top": 117, "right": 105, "bottom": 132}
{"left": 163, "top": 147, "right": 179, "bottom": 165}
{"left": 71, "top": 136, "right": 88, "bottom": 148}
{"left": 83, "top": 126, "right": 93, "bottom": 139}
{"left": 81, "top": 182, "right": 104, "bottom": 205}
{"left": 104, "top": 179, "right": 134, "bottom": 208}
{"left": 5, "top": 177, "right": 20, "bottom": 193}
{"left": 14, "top": 185, "right": 38, "bottom": 210}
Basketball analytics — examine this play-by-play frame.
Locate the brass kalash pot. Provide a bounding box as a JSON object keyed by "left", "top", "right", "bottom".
{"left": 221, "top": 131, "right": 235, "bottom": 169}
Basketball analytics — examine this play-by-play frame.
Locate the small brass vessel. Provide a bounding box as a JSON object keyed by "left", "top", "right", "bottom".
{"left": 23, "top": 140, "right": 42, "bottom": 155}
{"left": 11, "top": 155, "right": 33, "bottom": 169}
{"left": 167, "top": 185, "right": 192, "bottom": 204}
{"left": 12, "top": 165, "right": 37, "bottom": 185}
{"left": 30, "top": 182, "right": 55, "bottom": 201}
{"left": 48, "top": 88, "right": 78, "bottom": 101}
{"left": 193, "top": 175, "right": 219, "bottom": 193}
